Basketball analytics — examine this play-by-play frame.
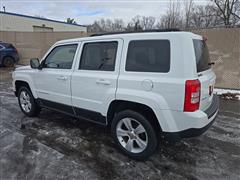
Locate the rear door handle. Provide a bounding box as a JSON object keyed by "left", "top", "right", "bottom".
{"left": 57, "top": 76, "right": 68, "bottom": 81}
{"left": 96, "top": 79, "right": 111, "bottom": 85}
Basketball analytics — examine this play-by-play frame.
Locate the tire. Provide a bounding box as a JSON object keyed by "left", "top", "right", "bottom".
{"left": 3, "top": 57, "right": 14, "bottom": 67}
{"left": 18, "top": 86, "right": 41, "bottom": 117}
{"left": 111, "top": 110, "right": 158, "bottom": 160}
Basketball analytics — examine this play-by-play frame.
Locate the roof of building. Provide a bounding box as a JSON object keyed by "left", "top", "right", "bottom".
{"left": 0, "top": 11, "right": 87, "bottom": 27}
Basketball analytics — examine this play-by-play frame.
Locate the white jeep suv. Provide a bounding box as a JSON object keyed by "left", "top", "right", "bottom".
{"left": 12, "top": 30, "right": 219, "bottom": 159}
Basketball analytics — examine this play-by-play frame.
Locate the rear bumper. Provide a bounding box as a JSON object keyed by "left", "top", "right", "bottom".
{"left": 163, "top": 95, "right": 219, "bottom": 140}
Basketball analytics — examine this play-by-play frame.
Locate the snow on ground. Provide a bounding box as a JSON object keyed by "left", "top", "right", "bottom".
{"left": 214, "top": 88, "right": 240, "bottom": 100}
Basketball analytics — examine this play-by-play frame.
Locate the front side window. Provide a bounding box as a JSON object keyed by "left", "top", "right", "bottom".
{"left": 79, "top": 41, "right": 118, "bottom": 71}
{"left": 126, "top": 40, "right": 170, "bottom": 73}
{"left": 44, "top": 44, "right": 77, "bottom": 69}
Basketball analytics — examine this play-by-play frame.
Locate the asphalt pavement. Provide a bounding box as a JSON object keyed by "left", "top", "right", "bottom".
{"left": 0, "top": 68, "right": 239, "bottom": 180}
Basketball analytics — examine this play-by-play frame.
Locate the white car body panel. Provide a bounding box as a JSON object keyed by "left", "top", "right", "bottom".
{"left": 71, "top": 39, "right": 123, "bottom": 115}
{"left": 33, "top": 68, "right": 73, "bottom": 106}
{"left": 13, "top": 31, "right": 217, "bottom": 133}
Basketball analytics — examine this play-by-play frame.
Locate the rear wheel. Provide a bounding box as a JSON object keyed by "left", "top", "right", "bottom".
{"left": 3, "top": 57, "right": 14, "bottom": 67}
{"left": 111, "top": 110, "right": 158, "bottom": 160}
{"left": 18, "top": 86, "right": 40, "bottom": 117}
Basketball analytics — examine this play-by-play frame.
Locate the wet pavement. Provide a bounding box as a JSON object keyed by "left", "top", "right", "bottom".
{"left": 0, "top": 68, "right": 240, "bottom": 180}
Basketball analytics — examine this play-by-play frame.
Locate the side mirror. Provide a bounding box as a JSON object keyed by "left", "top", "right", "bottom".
{"left": 30, "top": 58, "right": 40, "bottom": 69}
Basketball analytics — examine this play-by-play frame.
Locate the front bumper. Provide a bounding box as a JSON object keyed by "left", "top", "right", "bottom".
{"left": 163, "top": 95, "right": 219, "bottom": 140}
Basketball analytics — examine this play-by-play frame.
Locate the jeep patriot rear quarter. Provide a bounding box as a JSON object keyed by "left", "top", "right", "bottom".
{"left": 12, "top": 30, "right": 219, "bottom": 160}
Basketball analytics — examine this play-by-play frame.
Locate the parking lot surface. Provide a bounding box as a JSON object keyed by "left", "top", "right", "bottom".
{"left": 0, "top": 68, "right": 240, "bottom": 180}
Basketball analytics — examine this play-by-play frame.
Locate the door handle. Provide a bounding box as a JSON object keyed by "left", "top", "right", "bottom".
{"left": 96, "top": 79, "right": 111, "bottom": 85}
{"left": 57, "top": 76, "right": 68, "bottom": 81}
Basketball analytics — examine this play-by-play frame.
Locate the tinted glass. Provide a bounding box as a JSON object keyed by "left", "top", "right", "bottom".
{"left": 126, "top": 40, "right": 170, "bottom": 72}
{"left": 44, "top": 44, "right": 77, "bottom": 69}
{"left": 80, "top": 42, "right": 118, "bottom": 71}
{"left": 0, "top": 43, "right": 13, "bottom": 49}
{"left": 7, "top": 44, "right": 15, "bottom": 49}
{"left": 193, "top": 39, "right": 210, "bottom": 72}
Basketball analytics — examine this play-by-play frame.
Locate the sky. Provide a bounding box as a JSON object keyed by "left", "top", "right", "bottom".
{"left": 0, "top": 0, "right": 209, "bottom": 25}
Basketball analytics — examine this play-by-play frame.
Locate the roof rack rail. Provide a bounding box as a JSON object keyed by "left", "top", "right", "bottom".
{"left": 90, "top": 28, "right": 181, "bottom": 37}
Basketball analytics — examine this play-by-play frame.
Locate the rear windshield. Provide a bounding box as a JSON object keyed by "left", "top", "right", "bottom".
{"left": 193, "top": 39, "right": 210, "bottom": 72}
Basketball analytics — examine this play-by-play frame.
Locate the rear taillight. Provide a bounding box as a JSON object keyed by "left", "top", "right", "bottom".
{"left": 184, "top": 79, "right": 201, "bottom": 112}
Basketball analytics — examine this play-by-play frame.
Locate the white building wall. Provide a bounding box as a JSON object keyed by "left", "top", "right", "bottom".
{"left": 0, "top": 12, "right": 87, "bottom": 32}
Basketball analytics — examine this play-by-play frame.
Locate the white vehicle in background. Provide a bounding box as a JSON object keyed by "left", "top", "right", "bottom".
{"left": 12, "top": 29, "right": 219, "bottom": 160}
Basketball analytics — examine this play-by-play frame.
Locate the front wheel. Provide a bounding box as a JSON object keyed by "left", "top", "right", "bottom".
{"left": 111, "top": 110, "right": 158, "bottom": 160}
{"left": 18, "top": 86, "right": 40, "bottom": 117}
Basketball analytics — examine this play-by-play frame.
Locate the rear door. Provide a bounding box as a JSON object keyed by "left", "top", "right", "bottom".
{"left": 71, "top": 39, "right": 123, "bottom": 124}
{"left": 193, "top": 39, "right": 216, "bottom": 110}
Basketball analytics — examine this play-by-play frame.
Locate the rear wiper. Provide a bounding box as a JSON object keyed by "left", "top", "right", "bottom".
{"left": 208, "top": 62, "right": 215, "bottom": 66}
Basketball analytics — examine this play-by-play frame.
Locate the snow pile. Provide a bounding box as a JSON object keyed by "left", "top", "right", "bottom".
{"left": 214, "top": 88, "right": 240, "bottom": 100}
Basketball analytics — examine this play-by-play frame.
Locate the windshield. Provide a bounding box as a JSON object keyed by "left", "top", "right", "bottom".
{"left": 193, "top": 39, "right": 211, "bottom": 72}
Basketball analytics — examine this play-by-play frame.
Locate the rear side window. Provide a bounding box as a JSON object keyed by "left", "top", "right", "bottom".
{"left": 80, "top": 41, "right": 118, "bottom": 71}
{"left": 193, "top": 39, "right": 210, "bottom": 72}
{"left": 126, "top": 40, "right": 170, "bottom": 73}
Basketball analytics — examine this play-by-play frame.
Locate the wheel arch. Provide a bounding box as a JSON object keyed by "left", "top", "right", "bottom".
{"left": 107, "top": 100, "right": 162, "bottom": 132}
{"left": 3, "top": 55, "right": 15, "bottom": 60}
{"left": 15, "top": 80, "right": 37, "bottom": 98}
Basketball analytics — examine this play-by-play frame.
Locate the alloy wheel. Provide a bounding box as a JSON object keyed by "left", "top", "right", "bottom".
{"left": 19, "top": 91, "right": 32, "bottom": 113}
{"left": 116, "top": 117, "right": 148, "bottom": 153}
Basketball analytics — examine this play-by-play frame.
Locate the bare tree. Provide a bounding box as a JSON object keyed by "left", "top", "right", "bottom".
{"left": 212, "top": 0, "right": 240, "bottom": 25}
{"left": 141, "top": 16, "right": 156, "bottom": 30}
{"left": 184, "top": 0, "right": 194, "bottom": 28}
{"left": 88, "top": 18, "right": 125, "bottom": 32}
{"left": 191, "top": 4, "right": 222, "bottom": 28}
{"left": 126, "top": 16, "right": 156, "bottom": 30}
{"left": 125, "top": 15, "right": 143, "bottom": 31}
{"left": 87, "top": 21, "right": 103, "bottom": 33}
{"left": 157, "top": 0, "right": 183, "bottom": 29}
{"left": 88, "top": 0, "right": 240, "bottom": 33}
{"left": 112, "top": 19, "right": 125, "bottom": 31}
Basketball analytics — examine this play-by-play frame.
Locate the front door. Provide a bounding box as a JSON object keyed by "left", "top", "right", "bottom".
{"left": 34, "top": 43, "right": 78, "bottom": 114}
{"left": 71, "top": 39, "right": 123, "bottom": 124}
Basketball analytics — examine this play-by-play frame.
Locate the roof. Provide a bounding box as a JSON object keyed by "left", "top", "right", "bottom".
{"left": 0, "top": 11, "right": 87, "bottom": 27}
{"left": 56, "top": 31, "right": 200, "bottom": 44}
{"left": 90, "top": 29, "right": 181, "bottom": 37}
